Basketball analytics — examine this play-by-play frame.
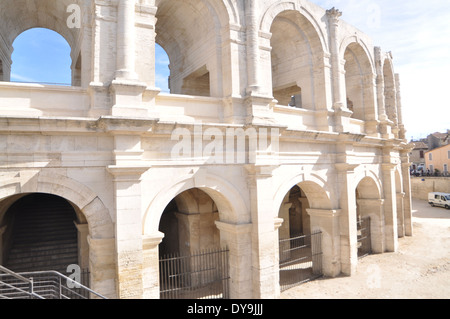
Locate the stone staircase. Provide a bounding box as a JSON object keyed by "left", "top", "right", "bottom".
{"left": 4, "top": 194, "right": 78, "bottom": 274}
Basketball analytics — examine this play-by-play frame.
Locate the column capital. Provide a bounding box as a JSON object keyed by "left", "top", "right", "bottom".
{"left": 244, "top": 164, "right": 278, "bottom": 178}
{"left": 142, "top": 232, "right": 164, "bottom": 250}
{"left": 326, "top": 7, "right": 343, "bottom": 22}
{"left": 381, "top": 163, "right": 397, "bottom": 171}
{"left": 106, "top": 165, "right": 150, "bottom": 177}
{"left": 274, "top": 218, "right": 284, "bottom": 231}
{"left": 335, "top": 163, "right": 359, "bottom": 172}
{"left": 215, "top": 221, "right": 252, "bottom": 235}
{"left": 307, "top": 208, "right": 341, "bottom": 218}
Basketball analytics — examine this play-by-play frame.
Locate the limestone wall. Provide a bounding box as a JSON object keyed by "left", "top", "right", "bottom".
{"left": 411, "top": 177, "right": 450, "bottom": 200}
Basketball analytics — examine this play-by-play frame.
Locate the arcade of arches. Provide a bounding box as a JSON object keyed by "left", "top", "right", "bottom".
{"left": 0, "top": 0, "right": 413, "bottom": 299}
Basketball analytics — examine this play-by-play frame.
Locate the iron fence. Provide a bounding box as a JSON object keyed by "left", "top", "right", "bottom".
{"left": 159, "top": 247, "right": 230, "bottom": 299}
{"left": 279, "top": 231, "right": 323, "bottom": 292}
{"left": 357, "top": 216, "right": 371, "bottom": 258}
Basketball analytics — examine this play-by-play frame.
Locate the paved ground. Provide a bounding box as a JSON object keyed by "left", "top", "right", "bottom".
{"left": 281, "top": 199, "right": 450, "bottom": 299}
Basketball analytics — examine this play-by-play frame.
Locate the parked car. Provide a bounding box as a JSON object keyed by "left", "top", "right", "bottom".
{"left": 428, "top": 192, "right": 450, "bottom": 209}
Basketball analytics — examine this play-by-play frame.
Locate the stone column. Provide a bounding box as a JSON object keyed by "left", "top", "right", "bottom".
{"left": 215, "top": 221, "right": 253, "bottom": 299}
{"left": 176, "top": 212, "right": 200, "bottom": 256}
{"left": 395, "top": 74, "right": 407, "bottom": 140}
{"left": 142, "top": 232, "right": 164, "bottom": 299}
{"left": 374, "top": 47, "right": 388, "bottom": 122}
{"left": 245, "top": 0, "right": 260, "bottom": 95}
{"left": 327, "top": 8, "right": 352, "bottom": 132}
{"left": 111, "top": 0, "right": 147, "bottom": 117}
{"left": 381, "top": 163, "right": 398, "bottom": 252}
{"left": 335, "top": 163, "right": 359, "bottom": 275}
{"left": 0, "top": 40, "right": 12, "bottom": 82}
{"left": 306, "top": 209, "right": 341, "bottom": 277}
{"left": 396, "top": 192, "right": 406, "bottom": 238}
{"left": 115, "top": 0, "right": 137, "bottom": 81}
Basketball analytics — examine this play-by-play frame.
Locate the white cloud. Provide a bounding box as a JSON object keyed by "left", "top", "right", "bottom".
{"left": 10, "top": 73, "right": 37, "bottom": 83}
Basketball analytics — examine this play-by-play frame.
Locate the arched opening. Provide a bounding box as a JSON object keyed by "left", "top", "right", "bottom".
{"left": 277, "top": 183, "right": 325, "bottom": 291}
{"left": 344, "top": 43, "right": 375, "bottom": 121}
{"left": 0, "top": 193, "right": 82, "bottom": 275}
{"left": 158, "top": 188, "right": 228, "bottom": 299}
{"left": 270, "top": 10, "right": 323, "bottom": 110}
{"left": 155, "top": 0, "right": 223, "bottom": 97}
{"left": 11, "top": 28, "right": 72, "bottom": 85}
{"left": 155, "top": 43, "right": 171, "bottom": 93}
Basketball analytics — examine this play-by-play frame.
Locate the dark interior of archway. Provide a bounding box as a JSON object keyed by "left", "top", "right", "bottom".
{"left": 288, "top": 185, "right": 309, "bottom": 237}
{"left": 2, "top": 193, "right": 78, "bottom": 273}
{"left": 158, "top": 199, "right": 180, "bottom": 257}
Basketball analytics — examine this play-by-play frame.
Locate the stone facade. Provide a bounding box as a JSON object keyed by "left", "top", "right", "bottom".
{"left": 0, "top": 0, "right": 412, "bottom": 299}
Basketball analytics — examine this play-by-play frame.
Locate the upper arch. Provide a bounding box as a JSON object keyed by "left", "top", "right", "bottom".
{"left": 143, "top": 171, "right": 249, "bottom": 235}
{"left": 273, "top": 171, "right": 333, "bottom": 216}
{"left": 260, "top": 1, "right": 328, "bottom": 53}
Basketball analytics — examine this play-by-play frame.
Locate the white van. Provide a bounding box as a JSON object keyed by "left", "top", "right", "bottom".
{"left": 428, "top": 192, "right": 450, "bottom": 209}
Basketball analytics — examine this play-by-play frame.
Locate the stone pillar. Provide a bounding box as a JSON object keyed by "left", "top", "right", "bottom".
{"left": 107, "top": 134, "right": 150, "bottom": 299}
{"left": 115, "top": 0, "right": 138, "bottom": 81}
{"left": 374, "top": 47, "right": 388, "bottom": 122}
{"left": 111, "top": 0, "right": 147, "bottom": 117}
{"left": 401, "top": 160, "right": 413, "bottom": 236}
{"left": 306, "top": 209, "right": 341, "bottom": 277}
{"left": 278, "top": 202, "right": 292, "bottom": 241}
{"left": 0, "top": 40, "right": 12, "bottom": 82}
{"left": 396, "top": 192, "right": 405, "bottom": 238}
{"left": 88, "top": 0, "right": 118, "bottom": 116}
{"left": 176, "top": 212, "right": 200, "bottom": 256}
{"left": 327, "top": 8, "right": 352, "bottom": 132}
{"left": 395, "top": 74, "right": 407, "bottom": 140}
{"left": 108, "top": 165, "right": 148, "bottom": 299}
{"left": 381, "top": 163, "right": 398, "bottom": 252}
{"left": 356, "top": 199, "right": 385, "bottom": 253}
{"left": 245, "top": 0, "right": 260, "bottom": 95}
{"left": 75, "top": 222, "right": 90, "bottom": 270}
{"left": 246, "top": 165, "right": 280, "bottom": 299}
{"left": 142, "top": 232, "right": 164, "bottom": 299}
{"left": 87, "top": 236, "right": 117, "bottom": 299}
{"left": 335, "top": 163, "right": 359, "bottom": 275}
{"left": 215, "top": 221, "right": 253, "bottom": 299}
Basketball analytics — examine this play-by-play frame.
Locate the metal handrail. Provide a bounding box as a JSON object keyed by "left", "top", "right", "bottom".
{"left": 0, "top": 266, "right": 44, "bottom": 299}
{"left": 0, "top": 266, "right": 107, "bottom": 299}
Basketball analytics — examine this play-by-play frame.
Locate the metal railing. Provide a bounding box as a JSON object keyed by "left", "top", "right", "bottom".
{"left": 159, "top": 247, "right": 230, "bottom": 299}
{"left": 0, "top": 265, "right": 107, "bottom": 299}
{"left": 357, "top": 216, "right": 372, "bottom": 258}
{"left": 279, "top": 231, "right": 323, "bottom": 292}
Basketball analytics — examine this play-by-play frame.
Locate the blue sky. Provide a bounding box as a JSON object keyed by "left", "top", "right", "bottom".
{"left": 10, "top": 0, "right": 449, "bottom": 141}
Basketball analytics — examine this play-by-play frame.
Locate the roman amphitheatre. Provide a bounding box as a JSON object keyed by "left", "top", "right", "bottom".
{"left": 0, "top": 0, "right": 427, "bottom": 299}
